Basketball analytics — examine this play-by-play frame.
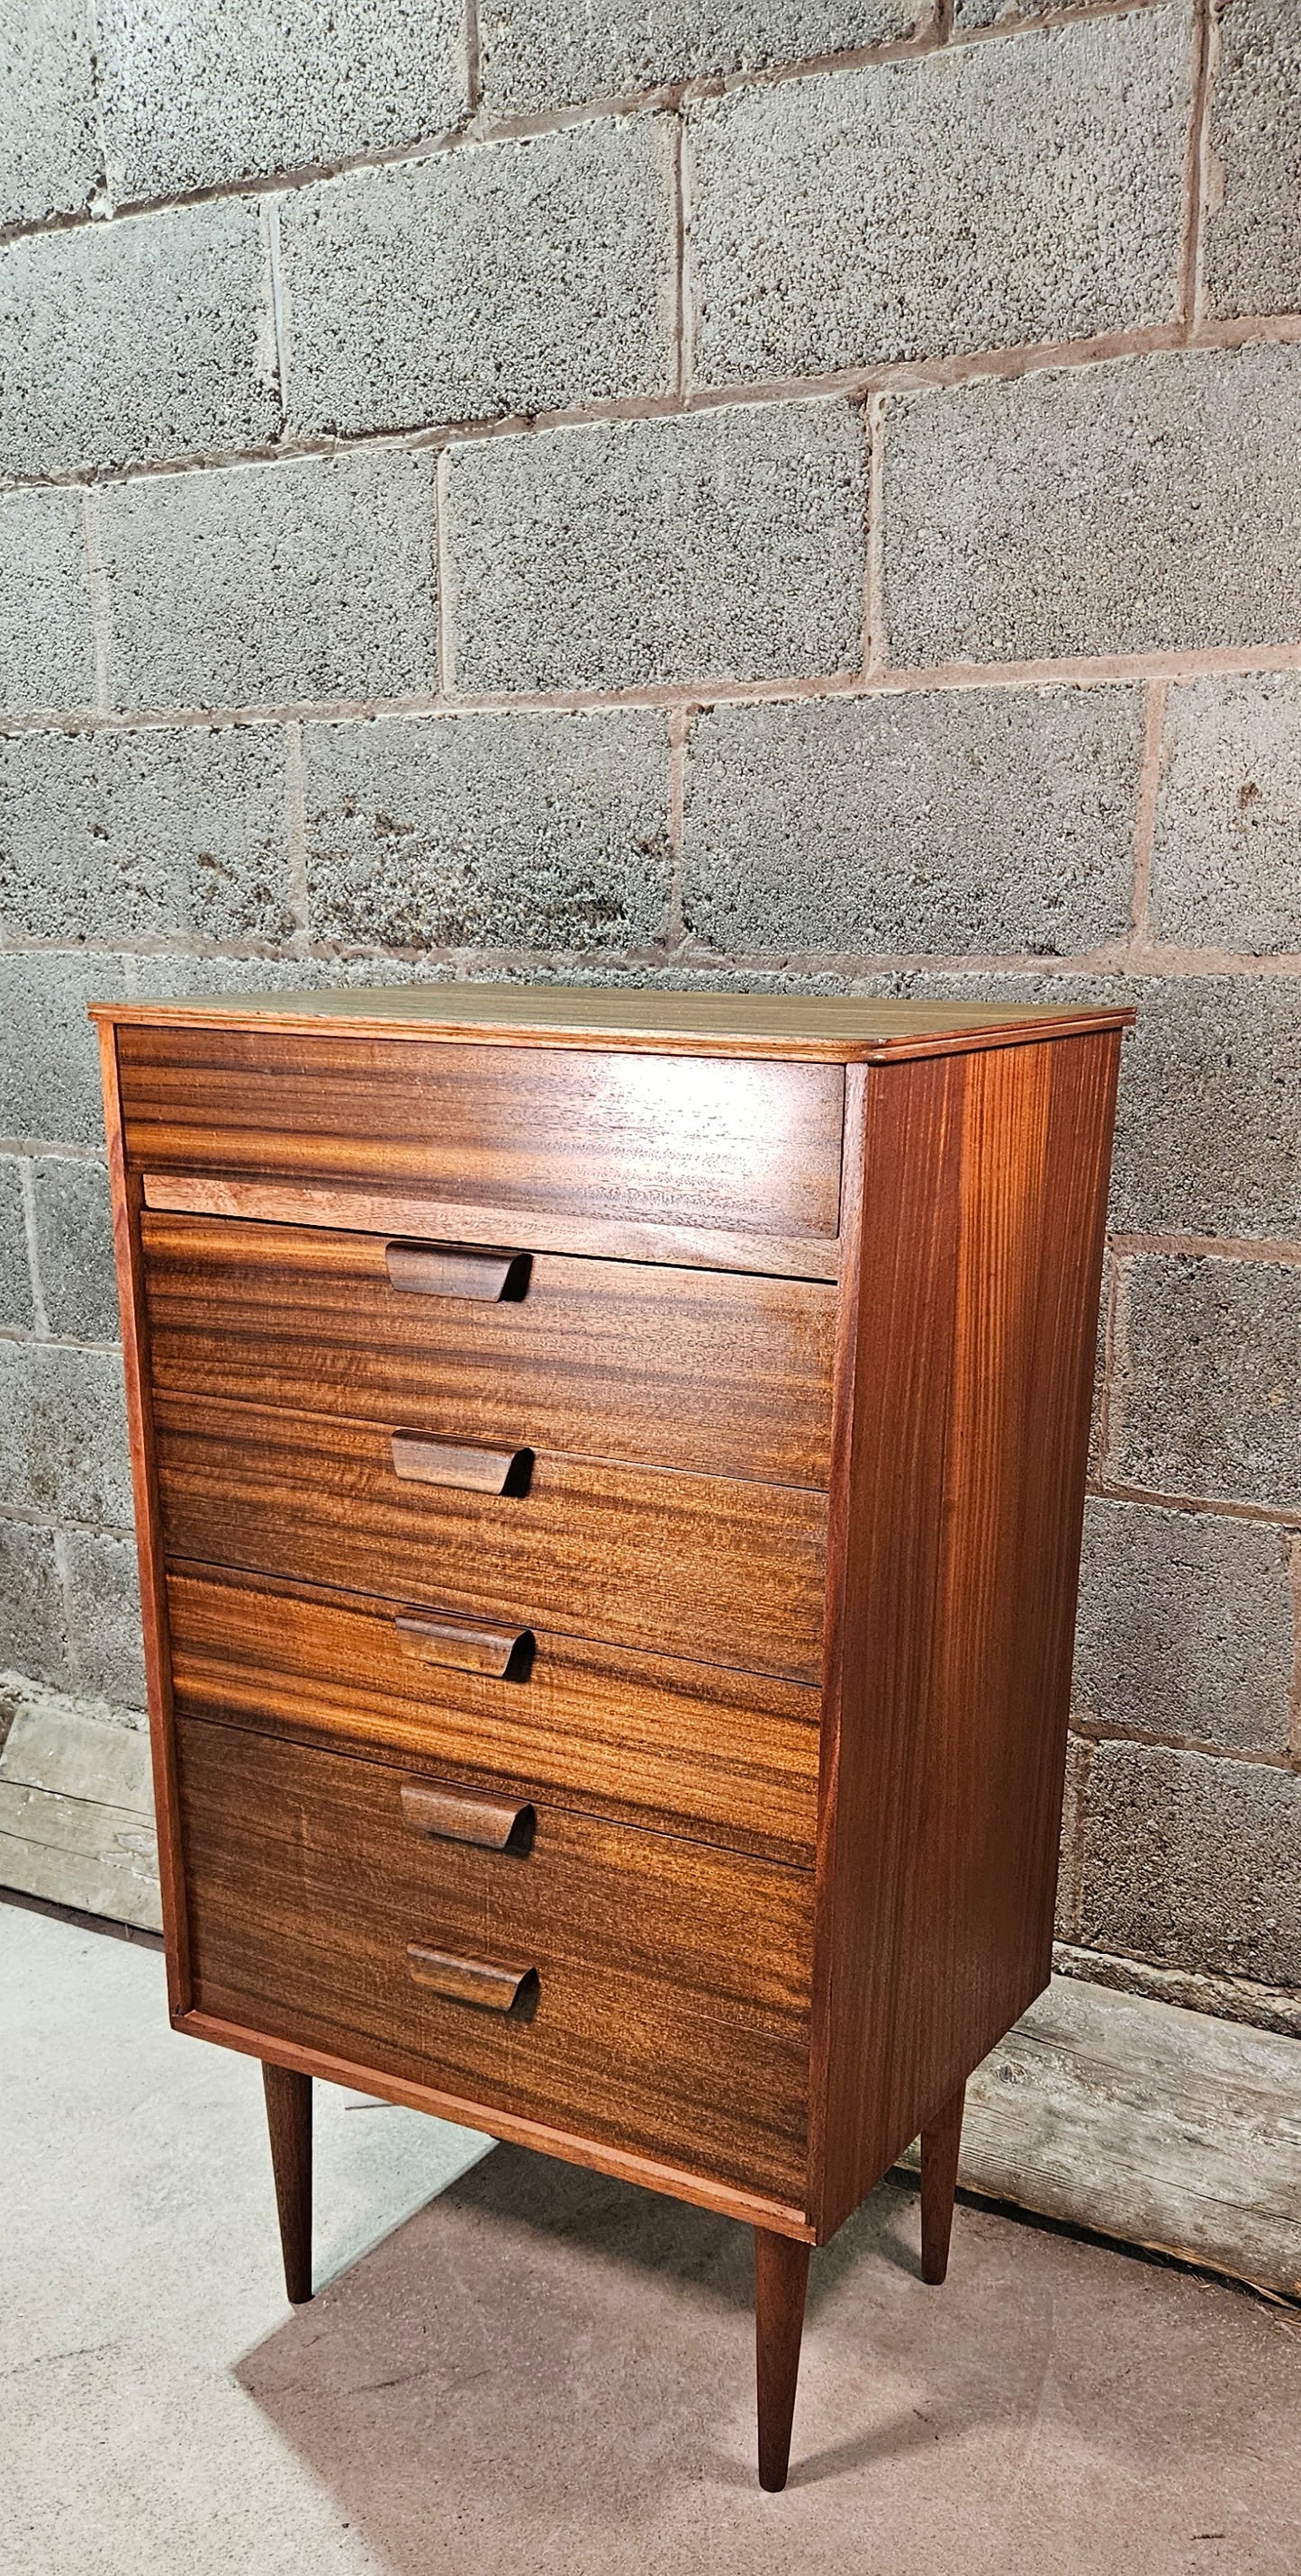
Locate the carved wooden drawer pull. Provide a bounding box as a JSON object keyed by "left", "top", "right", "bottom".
{"left": 384, "top": 1240, "right": 528, "bottom": 1302}
{"left": 406, "top": 1945, "right": 538, "bottom": 2013}
{"left": 390, "top": 1435, "right": 531, "bottom": 1493}
{"left": 400, "top": 1781, "right": 535, "bottom": 1850}
{"left": 394, "top": 1612, "right": 530, "bottom": 1678}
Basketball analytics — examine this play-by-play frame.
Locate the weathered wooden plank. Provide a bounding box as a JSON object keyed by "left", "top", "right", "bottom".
{"left": 902, "top": 1973, "right": 1301, "bottom": 2301}
{"left": 0, "top": 1682, "right": 160, "bottom": 1932}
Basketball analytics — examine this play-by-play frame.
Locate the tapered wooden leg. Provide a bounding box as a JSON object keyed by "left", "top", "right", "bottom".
{"left": 262, "top": 2062, "right": 312, "bottom": 2304}
{"left": 920, "top": 2080, "right": 966, "bottom": 2285}
{"left": 754, "top": 2227, "right": 810, "bottom": 2491}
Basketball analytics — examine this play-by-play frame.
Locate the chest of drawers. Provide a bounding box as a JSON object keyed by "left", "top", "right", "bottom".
{"left": 93, "top": 983, "right": 1128, "bottom": 2490}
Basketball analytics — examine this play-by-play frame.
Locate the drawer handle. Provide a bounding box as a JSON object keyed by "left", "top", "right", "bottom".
{"left": 400, "top": 1781, "right": 535, "bottom": 1851}
{"left": 395, "top": 1612, "right": 532, "bottom": 1679}
{"left": 391, "top": 1435, "right": 533, "bottom": 1494}
{"left": 385, "top": 1240, "right": 529, "bottom": 1302}
{"left": 406, "top": 1945, "right": 538, "bottom": 2014}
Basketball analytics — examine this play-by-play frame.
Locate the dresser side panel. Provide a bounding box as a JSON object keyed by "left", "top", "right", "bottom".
{"left": 811, "top": 1031, "right": 1121, "bottom": 2238}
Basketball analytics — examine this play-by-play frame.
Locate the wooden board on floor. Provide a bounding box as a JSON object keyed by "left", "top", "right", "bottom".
{"left": 900, "top": 1972, "right": 1301, "bottom": 2301}
{"left": 0, "top": 1683, "right": 161, "bottom": 1932}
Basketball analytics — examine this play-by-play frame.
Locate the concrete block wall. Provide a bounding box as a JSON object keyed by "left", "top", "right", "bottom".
{"left": 2, "top": 0, "right": 1300, "bottom": 2032}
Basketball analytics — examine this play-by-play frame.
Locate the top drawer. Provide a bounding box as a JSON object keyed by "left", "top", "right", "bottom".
{"left": 118, "top": 1028, "right": 844, "bottom": 1249}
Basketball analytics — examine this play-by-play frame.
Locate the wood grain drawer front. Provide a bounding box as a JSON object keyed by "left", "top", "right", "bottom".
{"left": 176, "top": 1719, "right": 813, "bottom": 2201}
{"left": 155, "top": 1394, "right": 828, "bottom": 1683}
{"left": 118, "top": 1027, "right": 844, "bottom": 1242}
{"left": 167, "top": 1565, "right": 820, "bottom": 1865}
{"left": 141, "top": 1215, "right": 836, "bottom": 1489}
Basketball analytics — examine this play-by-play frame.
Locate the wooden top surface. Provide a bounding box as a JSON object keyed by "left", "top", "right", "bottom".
{"left": 90, "top": 982, "right": 1133, "bottom": 1062}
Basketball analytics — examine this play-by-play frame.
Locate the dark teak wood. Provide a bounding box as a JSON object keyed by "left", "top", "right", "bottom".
{"left": 114, "top": 1021, "right": 845, "bottom": 1239}
{"left": 151, "top": 1392, "right": 828, "bottom": 1681}
{"left": 140, "top": 1212, "right": 836, "bottom": 1484}
{"left": 176, "top": 1715, "right": 813, "bottom": 2199}
{"left": 754, "top": 2227, "right": 812, "bottom": 2491}
{"left": 920, "top": 2083, "right": 966, "bottom": 2286}
{"left": 93, "top": 983, "right": 1130, "bottom": 2489}
{"left": 262, "top": 2061, "right": 312, "bottom": 2305}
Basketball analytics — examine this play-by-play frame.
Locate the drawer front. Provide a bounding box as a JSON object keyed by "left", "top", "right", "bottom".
{"left": 177, "top": 1718, "right": 813, "bottom": 2200}
{"left": 141, "top": 1215, "right": 836, "bottom": 1489}
{"left": 119, "top": 1027, "right": 844, "bottom": 1243}
{"left": 155, "top": 1394, "right": 828, "bottom": 1682}
{"left": 167, "top": 1565, "right": 821, "bottom": 1865}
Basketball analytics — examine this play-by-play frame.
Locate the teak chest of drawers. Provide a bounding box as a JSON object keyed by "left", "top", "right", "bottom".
{"left": 93, "top": 983, "right": 1129, "bottom": 2490}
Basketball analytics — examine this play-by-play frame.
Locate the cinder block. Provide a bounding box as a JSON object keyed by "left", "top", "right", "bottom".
{"left": 99, "top": 450, "right": 437, "bottom": 713}
{"left": 0, "top": 1158, "right": 33, "bottom": 1330}
{"left": 1079, "top": 1740, "right": 1301, "bottom": 1986}
{"left": 1151, "top": 674, "right": 1301, "bottom": 953}
{"left": 1055, "top": 1734, "right": 1090, "bottom": 1941}
{"left": 125, "top": 956, "right": 470, "bottom": 1018}
{"left": 0, "top": 726, "right": 292, "bottom": 944}
{"left": 303, "top": 710, "right": 672, "bottom": 950}
{"left": 445, "top": 400, "right": 866, "bottom": 692}
{"left": 838, "top": 963, "right": 1118, "bottom": 1003}
{"left": 680, "top": 687, "right": 1141, "bottom": 955}
{"left": 953, "top": 0, "right": 1113, "bottom": 18}
{"left": 1088, "top": 1244, "right": 1113, "bottom": 1482}
{"left": 0, "top": 1342, "right": 131, "bottom": 1527}
{"left": 63, "top": 1529, "right": 147, "bottom": 1710}
{"left": 689, "top": 13, "right": 1189, "bottom": 384}
{"left": 282, "top": 122, "right": 674, "bottom": 441}
{"left": 97, "top": 0, "right": 465, "bottom": 202}
{"left": 126, "top": 953, "right": 370, "bottom": 1004}
{"left": 0, "top": 491, "right": 95, "bottom": 717}
{"left": 0, "top": 1519, "right": 69, "bottom": 1688}
{"left": 1109, "top": 1252, "right": 1301, "bottom": 1513}
{"left": 0, "top": 953, "right": 128, "bottom": 1150}
{"left": 884, "top": 346, "right": 1301, "bottom": 665}
{"left": 0, "top": 0, "right": 100, "bottom": 225}
{"left": 1108, "top": 977, "right": 1301, "bottom": 1242}
{"left": 143, "top": 959, "right": 851, "bottom": 1011}
{"left": 468, "top": 962, "right": 859, "bottom": 999}
{"left": 0, "top": 202, "right": 279, "bottom": 481}
{"left": 1203, "top": 0, "right": 1301, "bottom": 318}
{"left": 1074, "top": 1496, "right": 1294, "bottom": 1754}
{"left": 30, "top": 1159, "right": 119, "bottom": 1344}
{"left": 479, "top": 0, "right": 922, "bottom": 114}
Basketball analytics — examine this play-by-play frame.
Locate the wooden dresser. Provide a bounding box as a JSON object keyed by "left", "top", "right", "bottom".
{"left": 93, "top": 984, "right": 1128, "bottom": 2490}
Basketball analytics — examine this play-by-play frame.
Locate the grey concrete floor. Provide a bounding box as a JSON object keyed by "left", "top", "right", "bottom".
{"left": 3, "top": 1904, "right": 1299, "bottom": 2576}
